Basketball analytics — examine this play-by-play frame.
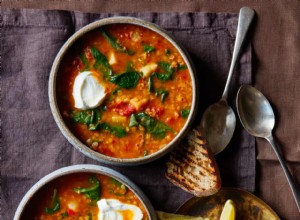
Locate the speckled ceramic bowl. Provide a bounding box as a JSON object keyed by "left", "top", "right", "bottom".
{"left": 49, "top": 17, "right": 198, "bottom": 165}
{"left": 14, "top": 164, "right": 157, "bottom": 220}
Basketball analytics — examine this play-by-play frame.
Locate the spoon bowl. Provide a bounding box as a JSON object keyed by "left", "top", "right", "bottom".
{"left": 200, "top": 100, "right": 236, "bottom": 155}
{"left": 236, "top": 85, "right": 275, "bottom": 138}
{"left": 236, "top": 85, "right": 300, "bottom": 212}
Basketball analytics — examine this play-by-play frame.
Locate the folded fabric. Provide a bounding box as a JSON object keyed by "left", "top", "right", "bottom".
{"left": 0, "top": 8, "right": 254, "bottom": 220}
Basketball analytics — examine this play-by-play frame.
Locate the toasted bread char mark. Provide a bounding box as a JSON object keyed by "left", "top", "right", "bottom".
{"left": 166, "top": 129, "right": 221, "bottom": 197}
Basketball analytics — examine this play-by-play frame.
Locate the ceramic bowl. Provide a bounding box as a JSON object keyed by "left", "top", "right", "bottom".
{"left": 14, "top": 164, "right": 157, "bottom": 220}
{"left": 49, "top": 17, "right": 198, "bottom": 165}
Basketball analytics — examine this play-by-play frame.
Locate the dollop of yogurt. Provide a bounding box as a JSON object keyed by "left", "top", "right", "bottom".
{"left": 73, "top": 71, "right": 106, "bottom": 110}
{"left": 97, "top": 199, "right": 143, "bottom": 220}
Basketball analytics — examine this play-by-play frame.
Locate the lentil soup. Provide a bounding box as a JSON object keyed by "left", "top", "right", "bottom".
{"left": 57, "top": 23, "right": 193, "bottom": 159}
{"left": 21, "top": 173, "right": 148, "bottom": 220}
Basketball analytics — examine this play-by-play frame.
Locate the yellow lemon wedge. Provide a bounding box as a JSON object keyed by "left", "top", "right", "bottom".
{"left": 220, "top": 200, "right": 236, "bottom": 220}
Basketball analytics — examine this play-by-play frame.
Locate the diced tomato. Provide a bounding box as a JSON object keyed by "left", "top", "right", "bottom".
{"left": 112, "top": 102, "right": 136, "bottom": 116}
{"left": 67, "top": 209, "right": 75, "bottom": 216}
{"left": 166, "top": 117, "right": 176, "bottom": 125}
{"left": 153, "top": 107, "right": 164, "bottom": 116}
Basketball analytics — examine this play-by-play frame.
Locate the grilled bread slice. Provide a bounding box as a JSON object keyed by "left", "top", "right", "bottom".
{"left": 166, "top": 129, "right": 221, "bottom": 197}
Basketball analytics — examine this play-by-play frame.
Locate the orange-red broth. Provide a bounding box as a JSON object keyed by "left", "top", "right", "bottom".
{"left": 21, "top": 173, "right": 148, "bottom": 220}
{"left": 57, "top": 24, "right": 193, "bottom": 158}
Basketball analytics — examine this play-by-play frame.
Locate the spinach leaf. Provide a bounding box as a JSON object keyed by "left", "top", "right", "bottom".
{"left": 73, "top": 109, "right": 102, "bottom": 130}
{"left": 135, "top": 112, "right": 174, "bottom": 139}
{"left": 165, "top": 49, "right": 171, "bottom": 55}
{"left": 101, "top": 29, "right": 133, "bottom": 55}
{"left": 148, "top": 75, "right": 154, "bottom": 92}
{"left": 45, "top": 189, "right": 60, "bottom": 214}
{"left": 61, "top": 212, "right": 69, "bottom": 218}
{"left": 180, "top": 109, "right": 190, "bottom": 118}
{"left": 129, "top": 114, "right": 138, "bottom": 127}
{"left": 73, "top": 110, "right": 127, "bottom": 137}
{"left": 90, "top": 47, "right": 112, "bottom": 80}
{"left": 110, "top": 71, "right": 140, "bottom": 89}
{"left": 112, "top": 87, "right": 122, "bottom": 95}
{"left": 143, "top": 44, "right": 155, "bottom": 53}
{"left": 159, "top": 61, "right": 175, "bottom": 74}
{"left": 73, "top": 176, "right": 101, "bottom": 201}
{"left": 73, "top": 110, "right": 93, "bottom": 125}
{"left": 152, "top": 62, "right": 176, "bottom": 81}
{"left": 99, "top": 123, "right": 127, "bottom": 138}
{"left": 151, "top": 121, "right": 174, "bottom": 139}
{"left": 178, "top": 64, "right": 188, "bottom": 70}
{"left": 155, "top": 89, "right": 169, "bottom": 103}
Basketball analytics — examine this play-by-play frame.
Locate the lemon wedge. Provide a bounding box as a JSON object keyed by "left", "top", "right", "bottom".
{"left": 220, "top": 200, "right": 235, "bottom": 220}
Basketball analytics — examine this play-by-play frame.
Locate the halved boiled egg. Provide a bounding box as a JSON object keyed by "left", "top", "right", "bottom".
{"left": 97, "top": 199, "right": 143, "bottom": 220}
{"left": 72, "top": 71, "right": 107, "bottom": 110}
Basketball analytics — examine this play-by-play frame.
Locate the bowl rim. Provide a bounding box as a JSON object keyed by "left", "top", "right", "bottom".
{"left": 13, "top": 164, "right": 157, "bottom": 220}
{"left": 48, "top": 16, "right": 198, "bottom": 165}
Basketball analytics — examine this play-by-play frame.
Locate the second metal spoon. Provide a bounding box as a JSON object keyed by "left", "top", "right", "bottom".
{"left": 236, "top": 85, "right": 300, "bottom": 212}
{"left": 200, "top": 7, "right": 255, "bottom": 154}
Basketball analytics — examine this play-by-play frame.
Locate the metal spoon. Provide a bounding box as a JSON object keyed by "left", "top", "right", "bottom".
{"left": 236, "top": 85, "right": 300, "bottom": 212}
{"left": 200, "top": 7, "right": 255, "bottom": 154}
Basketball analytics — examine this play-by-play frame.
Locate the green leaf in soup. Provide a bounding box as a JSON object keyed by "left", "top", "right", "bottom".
{"left": 45, "top": 189, "right": 60, "bottom": 214}
{"left": 73, "top": 109, "right": 102, "bottom": 130}
{"left": 73, "top": 110, "right": 93, "bottom": 125}
{"left": 158, "top": 61, "right": 175, "bottom": 74}
{"left": 73, "top": 176, "right": 101, "bottom": 201}
{"left": 152, "top": 61, "right": 176, "bottom": 81}
{"left": 150, "top": 121, "right": 173, "bottom": 139}
{"left": 177, "top": 64, "right": 188, "bottom": 70}
{"left": 180, "top": 109, "right": 190, "bottom": 118}
{"left": 143, "top": 44, "right": 155, "bottom": 53}
{"left": 99, "top": 123, "right": 128, "bottom": 138}
{"left": 110, "top": 125, "right": 128, "bottom": 138}
{"left": 129, "top": 114, "right": 139, "bottom": 127}
{"left": 165, "top": 49, "right": 171, "bottom": 55}
{"left": 110, "top": 71, "right": 140, "bottom": 89}
{"left": 61, "top": 212, "right": 69, "bottom": 218}
{"left": 155, "top": 89, "right": 169, "bottom": 103}
{"left": 147, "top": 75, "right": 154, "bottom": 92}
{"left": 112, "top": 87, "right": 122, "bottom": 95}
{"left": 90, "top": 47, "right": 112, "bottom": 80}
{"left": 88, "top": 122, "right": 101, "bottom": 131}
{"left": 101, "top": 29, "right": 134, "bottom": 55}
{"left": 135, "top": 112, "right": 174, "bottom": 139}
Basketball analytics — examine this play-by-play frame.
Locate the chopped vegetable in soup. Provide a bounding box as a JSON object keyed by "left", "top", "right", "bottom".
{"left": 57, "top": 24, "right": 193, "bottom": 159}
{"left": 21, "top": 173, "right": 147, "bottom": 220}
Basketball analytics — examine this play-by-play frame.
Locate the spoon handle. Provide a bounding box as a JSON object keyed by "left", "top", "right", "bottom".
{"left": 266, "top": 135, "right": 300, "bottom": 212}
{"left": 221, "top": 7, "right": 255, "bottom": 101}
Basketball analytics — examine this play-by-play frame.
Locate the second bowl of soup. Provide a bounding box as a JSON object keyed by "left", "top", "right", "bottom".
{"left": 14, "top": 165, "right": 156, "bottom": 220}
{"left": 49, "top": 17, "right": 198, "bottom": 165}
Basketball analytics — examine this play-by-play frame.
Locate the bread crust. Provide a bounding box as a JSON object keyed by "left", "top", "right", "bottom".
{"left": 166, "top": 129, "right": 221, "bottom": 197}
